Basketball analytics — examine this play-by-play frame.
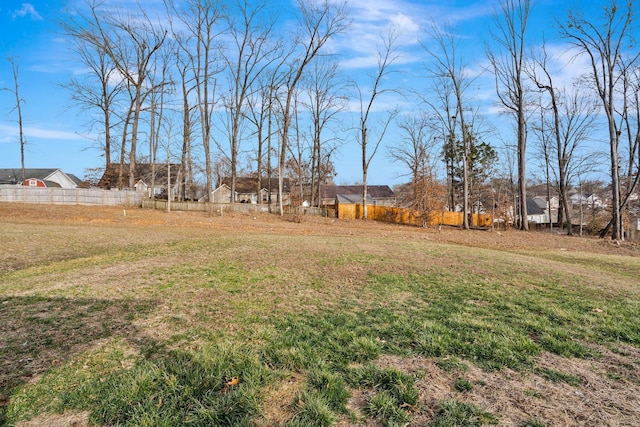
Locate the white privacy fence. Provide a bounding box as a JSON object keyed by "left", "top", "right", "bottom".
{"left": 0, "top": 186, "right": 145, "bottom": 206}
{"left": 141, "top": 199, "right": 333, "bottom": 216}
{"left": 0, "top": 187, "right": 336, "bottom": 217}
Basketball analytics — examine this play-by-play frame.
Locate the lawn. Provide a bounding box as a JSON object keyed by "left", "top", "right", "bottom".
{"left": 1, "top": 203, "right": 639, "bottom": 426}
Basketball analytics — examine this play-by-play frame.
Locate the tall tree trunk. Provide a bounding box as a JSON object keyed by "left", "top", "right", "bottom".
{"left": 128, "top": 92, "right": 143, "bottom": 191}
{"left": 362, "top": 125, "right": 368, "bottom": 219}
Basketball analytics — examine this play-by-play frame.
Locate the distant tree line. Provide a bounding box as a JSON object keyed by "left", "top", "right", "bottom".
{"left": 59, "top": 0, "right": 640, "bottom": 239}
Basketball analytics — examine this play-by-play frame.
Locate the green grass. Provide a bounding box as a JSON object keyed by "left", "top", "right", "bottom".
{"left": 534, "top": 368, "right": 582, "bottom": 387}
{"left": 454, "top": 378, "right": 474, "bottom": 392}
{"left": 7, "top": 342, "right": 272, "bottom": 426}
{"left": 287, "top": 392, "right": 336, "bottom": 427}
{"left": 1, "top": 214, "right": 639, "bottom": 426}
{"left": 429, "top": 400, "right": 498, "bottom": 426}
{"left": 364, "top": 390, "right": 411, "bottom": 426}
{"left": 436, "top": 357, "right": 469, "bottom": 373}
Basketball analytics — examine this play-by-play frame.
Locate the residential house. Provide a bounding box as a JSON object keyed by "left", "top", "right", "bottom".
{"left": 321, "top": 185, "right": 396, "bottom": 207}
{"left": 212, "top": 177, "right": 290, "bottom": 204}
{"left": 98, "top": 163, "right": 182, "bottom": 198}
{"left": 211, "top": 184, "right": 232, "bottom": 204}
{"left": 335, "top": 193, "right": 375, "bottom": 205}
{"left": 0, "top": 168, "right": 81, "bottom": 188}
{"left": 526, "top": 197, "right": 547, "bottom": 225}
{"left": 569, "top": 191, "right": 607, "bottom": 210}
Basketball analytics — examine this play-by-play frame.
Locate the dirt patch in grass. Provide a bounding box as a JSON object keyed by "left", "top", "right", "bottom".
{"left": 255, "top": 373, "right": 304, "bottom": 427}
{"left": 15, "top": 411, "right": 89, "bottom": 427}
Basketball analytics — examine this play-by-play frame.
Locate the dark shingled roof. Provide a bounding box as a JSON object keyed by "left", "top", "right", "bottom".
{"left": 323, "top": 185, "right": 395, "bottom": 199}
{"left": 526, "top": 197, "right": 546, "bottom": 215}
{"left": 335, "top": 194, "right": 374, "bottom": 204}
{"left": 0, "top": 168, "right": 59, "bottom": 184}
{"left": 98, "top": 163, "right": 182, "bottom": 189}
{"left": 219, "top": 177, "right": 290, "bottom": 193}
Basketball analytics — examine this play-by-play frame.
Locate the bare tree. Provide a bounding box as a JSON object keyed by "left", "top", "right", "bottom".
{"left": 95, "top": 5, "right": 167, "bottom": 190}
{"left": 529, "top": 97, "right": 553, "bottom": 230}
{"left": 423, "top": 24, "right": 477, "bottom": 229}
{"left": 389, "top": 113, "right": 443, "bottom": 225}
{"left": 2, "top": 57, "right": 26, "bottom": 182}
{"left": 356, "top": 28, "right": 400, "bottom": 219}
{"left": 286, "top": 87, "right": 310, "bottom": 204}
{"left": 245, "top": 68, "right": 283, "bottom": 205}
{"left": 165, "top": 8, "right": 201, "bottom": 201}
{"left": 618, "top": 64, "right": 640, "bottom": 236}
{"left": 559, "top": 1, "right": 639, "bottom": 240}
{"left": 487, "top": 0, "right": 532, "bottom": 231}
{"left": 169, "top": 0, "right": 224, "bottom": 206}
{"left": 389, "top": 114, "right": 433, "bottom": 187}
{"left": 115, "top": 82, "right": 135, "bottom": 190}
{"left": 302, "top": 59, "right": 346, "bottom": 206}
{"left": 173, "top": 40, "right": 197, "bottom": 201}
{"left": 276, "top": 0, "right": 348, "bottom": 215}
{"left": 63, "top": 0, "right": 136, "bottom": 189}
{"left": 61, "top": 0, "right": 125, "bottom": 169}
{"left": 527, "top": 44, "right": 597, "bottom": 235}
{"left": 221, "top": 0, "right": 280, "bottom": 203}
{"left": 423, "top": 65, "right": 459, "bottom": 212}
{"left": 147, "top": 43, "right": 174, "bottom": 200}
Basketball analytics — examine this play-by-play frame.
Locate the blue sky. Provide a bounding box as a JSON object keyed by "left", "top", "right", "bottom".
{"left": 0, "top": 0, "right": 613, "bottom": 186}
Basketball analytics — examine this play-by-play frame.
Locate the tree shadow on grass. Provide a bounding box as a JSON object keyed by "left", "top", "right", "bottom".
{"left": 0, "top": 295, "right": 155, "bottom": 414}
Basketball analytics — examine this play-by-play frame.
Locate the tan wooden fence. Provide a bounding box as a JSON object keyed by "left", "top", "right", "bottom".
{"left": 0, "top": 186, "right": 145, "bottom": 206}
{"left": 337, "top": 203, "right": 492, "bottom": 228}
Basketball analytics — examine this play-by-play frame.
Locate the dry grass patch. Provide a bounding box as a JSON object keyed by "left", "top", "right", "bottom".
{"left": 254, "top": 373, "right": 304, "bottom": 426}
{"left": 15, "top": 411, "right": 90, "bottom": 427}
{"left": 370, "top": 350, "right": 640, "bottom": 426}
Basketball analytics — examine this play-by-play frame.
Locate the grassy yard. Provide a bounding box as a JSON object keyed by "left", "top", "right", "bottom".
{"left": 1, "top": 204, "right": 639, "bottom": 426}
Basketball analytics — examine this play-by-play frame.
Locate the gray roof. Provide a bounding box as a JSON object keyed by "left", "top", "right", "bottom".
{"left": 98, "top": 164, "right": 182, "bottom": 189}
{"left": 0, "top": 168, "right": 60, "bottom": 184}
{"left": 532, "top": 196, "right": 548, "bottom": 210}
{"left": 336, "top": 194, "right": 375, "bottom": 204}
{"left": 323, "top": 185, "right": 395, "bottom": 199}
{"left": 220, "top": 177, "right": 290, "bottom": 193}
{"left": 67, "top": 174, "right": 84, "bottom": 185}
{"left": 526, "top": 198, "right": 546, "bottom": 215}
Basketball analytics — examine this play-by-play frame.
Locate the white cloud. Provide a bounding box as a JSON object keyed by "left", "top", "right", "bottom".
{"left": 341, "top": 54, "right": 381, "bottom": 70}
{"left": 390, "top": 13, "right": 420, "bottom": 35}
{"left": 541, "top": 43, "right": 592, "bottom": 89}
{"left": 27, "top": 127, "right": 84, "bottom": 141}
{"left": 332, "top": 0, "right": 495, "bottom": 73}
{"left": 12, "top": 3, "right": 43, "bottom": 21}
{"left": 0, "top": 124, "right": 83, "bottom": 142}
